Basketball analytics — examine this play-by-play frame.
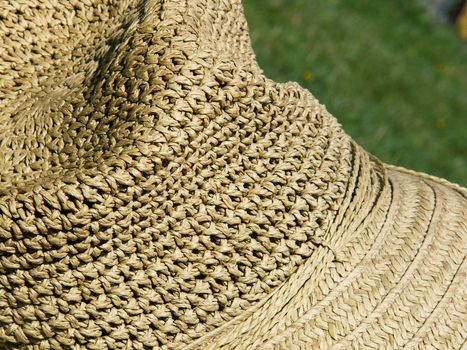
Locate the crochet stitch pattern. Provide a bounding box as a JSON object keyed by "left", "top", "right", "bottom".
{"left": 0, "top": 1, "right": 465, "bottom": 349}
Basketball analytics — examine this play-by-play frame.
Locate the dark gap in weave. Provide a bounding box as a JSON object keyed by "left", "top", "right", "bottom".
{"left": 245, "top": 209, "right": 255, "bottom": 216}
{"left": 336, "top": 164, "right": 389, "bottom": 262}
{"left": 345, "top": 144, "right": 361, "bottom": 213}
{"left": 371, "top": 177, "right": 394, "bottom": 242}
{"left": 100, "top": 328, "right": 110, "bottom": 337}
{"left": 325, "top": 142, "right": 360, "bottom": 241}
{"left": 368, "top": 154, "right": 386, "bottom": 194}
{"left": 315, "top": 217, "right": 323, "bottom": 227}
{"left": 363, "top": 158, "right": 388, "bottom": 221}
{"left": 214, "top": 205, "right": 225, "bottom": 216}
{"left": 195, "top": 272, "right": 207, "bottom": 280}
{"left": 210, "top": 236, "right": 221, "bottom": 245}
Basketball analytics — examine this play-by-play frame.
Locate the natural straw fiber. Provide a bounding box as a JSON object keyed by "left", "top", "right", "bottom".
{"left": 0, "top": 1, "right": 465, "bottom": 349}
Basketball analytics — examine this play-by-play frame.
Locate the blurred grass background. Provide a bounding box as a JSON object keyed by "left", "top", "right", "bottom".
{"left": 243, "top": 0, "right": 466, "bottom": 186}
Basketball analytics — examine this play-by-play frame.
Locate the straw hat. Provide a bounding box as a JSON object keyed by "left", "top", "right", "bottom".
{"left": 0, "top": 1, "right": 465, "bottom": 349}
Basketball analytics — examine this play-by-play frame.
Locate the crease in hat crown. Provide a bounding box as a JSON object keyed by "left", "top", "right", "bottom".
{"left": 0, "top": 1, "right": 466, "bottom": 349}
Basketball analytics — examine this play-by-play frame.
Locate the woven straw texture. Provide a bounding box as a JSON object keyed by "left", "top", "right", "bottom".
{"left": 0, "top": 0, "right": 465, "bottom": 349}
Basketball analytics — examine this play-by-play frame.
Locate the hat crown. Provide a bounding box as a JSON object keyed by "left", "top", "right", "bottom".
{"left": 0, "top": 2, "right": 356, "bottom": 347}
{"left": 0, "top": 0, "right": 257, "bottom": 188}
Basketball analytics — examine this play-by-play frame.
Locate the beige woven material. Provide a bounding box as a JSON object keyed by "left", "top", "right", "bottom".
{"left": 0, "top": 1, "right": 465, "bottom": 349}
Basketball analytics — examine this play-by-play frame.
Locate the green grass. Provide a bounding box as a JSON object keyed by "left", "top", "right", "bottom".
{"left": 243, "top": 0, "right": 466, "bottom": 186}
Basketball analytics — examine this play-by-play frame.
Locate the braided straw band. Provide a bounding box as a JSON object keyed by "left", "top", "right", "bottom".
{"left": 0, "top": 1, "right": 466, "bottom": 349}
